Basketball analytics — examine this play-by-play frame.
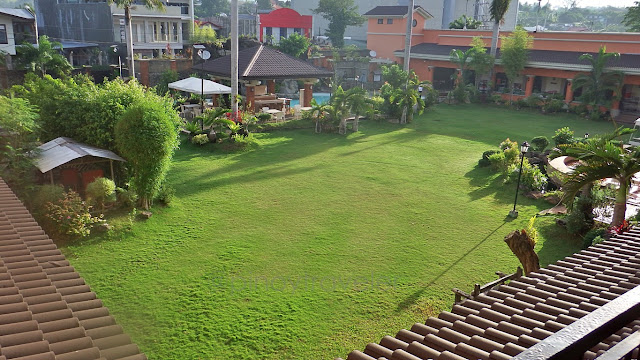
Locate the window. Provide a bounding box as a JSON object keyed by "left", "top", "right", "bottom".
{"left": 412, "top": 19, "right": 417, "bottom": 27}
{"left": 265, "top": 27, "right": 272, "bottom": 37}
{"left": 0, "top": 25, "right": 6, "bottom": 44}
{"left": 377, "top": 18, "right": 383, "bottom": 24}
{"left": 294, "top": 28, "right": 301, "bottom": 34}
{"left": 280, "top": 27, "right": 287, "bottom": 39}
{"left": 387, "top": 18, "right": 393, "bottom": 24}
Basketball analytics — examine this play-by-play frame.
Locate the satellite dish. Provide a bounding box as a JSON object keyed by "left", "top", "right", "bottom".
{"left": 199, "top": 50, "right": 211, "bottom": 60}
{"left": 369, "top": 50, "right": 377, "bottom": 57}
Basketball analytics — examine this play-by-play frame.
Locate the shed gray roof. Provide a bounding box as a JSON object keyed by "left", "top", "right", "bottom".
{"left": 199, "top": 45, "right": 333, "bottom": 80}
{"left": 34, "top": 137, "right": 125, "bottom": 173}
{"left": 364, "top": 5, "right": 432, "bottom": 18}
{"left": 0, "top": 8, "right": 34, "bottom": 20}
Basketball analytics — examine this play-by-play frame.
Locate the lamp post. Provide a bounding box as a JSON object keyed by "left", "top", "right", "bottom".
{"left": 110, "top": 45, "right": 122, "bottom": 79}
{"left": 194, "top": 44, "right": 210, "bottom": 131}
{"left": 509, "top": 141, "right": 530, "bottom": 219}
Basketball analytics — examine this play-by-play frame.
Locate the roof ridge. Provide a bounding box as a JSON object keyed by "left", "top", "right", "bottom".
{"left": 243, "top": 45, "right": 263, "bottom": 78}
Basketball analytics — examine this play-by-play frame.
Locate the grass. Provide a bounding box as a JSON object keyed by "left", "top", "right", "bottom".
{"left": 61, "top": 104, "right": 619, "bottom": 359}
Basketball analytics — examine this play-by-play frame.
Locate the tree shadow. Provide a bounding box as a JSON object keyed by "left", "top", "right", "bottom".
{"left": 395, "top": 221, "right": 508, "bottom": 312}
{"left": 535, "top": 217, "right": 582, "bottom": 267}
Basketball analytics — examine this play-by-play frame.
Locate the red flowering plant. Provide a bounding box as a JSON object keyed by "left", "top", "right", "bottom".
{"left": 44, "top": 190, "right": 103, "bottom": 238}
{"left": 609, "top": 220, "right": 631, "bottom": 235}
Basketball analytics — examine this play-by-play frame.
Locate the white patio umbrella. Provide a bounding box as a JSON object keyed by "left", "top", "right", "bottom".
{"left": 168, "top": 77, "right": 231, "bottom": 95}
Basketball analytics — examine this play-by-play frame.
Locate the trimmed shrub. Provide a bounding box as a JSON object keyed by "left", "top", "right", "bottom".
{"left": 488, "top": 151, "right": 506, "bottom": 171}
{"left": 478, "top": 149, "right": 499, "bottom": 167}
{"left": 85, "top": 177, "right": 116, "bottom": 210}
{"left": 155, "top": 184, "right": 175, "bottom": 206}
{"left": 524, "top": 94, "right": 543, "bottom": 109}
{"left": 565, "top": 195, "right": 594, "bottom": 235}
{"left": 530, "top": 136, "right": 549, "bottom": 152}
{"left": 43, "top": 190, "right": 101, "bottom": 238}
{"left": 582, "top": 227, "right": 607, "bottom": 249}
{"left": 116, "top": 187, "right": 138, "bottom": 209}
{"left": 543, "top": 99, "right": 565, "bottom": 113}
{"left": 191, "top": 134, "right": 209, "bottom": 145}
{"left": 30, "top": 185, "right": 65, "bottom": 213}
{"left": 553, "top": 127, "right": 575, "bottom": 147}
{"left": 506, "top": 159, "right": 548, "bottom": 191}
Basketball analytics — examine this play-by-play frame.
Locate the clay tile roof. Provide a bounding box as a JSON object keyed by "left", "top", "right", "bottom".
{"left": 0, "top": 178, "right": 146, "bottom": 360}
{"left": 339, "top": 230, "right": 640, "bottom": 360}
{"left": 198, "top": 45, "right": 333, "bottom": 80}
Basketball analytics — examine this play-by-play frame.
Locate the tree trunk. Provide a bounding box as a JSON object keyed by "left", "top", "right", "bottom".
{"left": 611, "top": 180, "right": 628, "bottom": 226}
{"left": 400, "top": 106, "right": 407, "bottom": 124}
{"left": 353, "top": 114, "right": 360, "bottom": 132}
{"left": 339, "top": 118, "right": 346, "bottom": 135}
{"left": 504, "top": 229, "right": 540, "bottom": 276}
{"left": 125, "top": 6, "right": 135, "bottom": 79}
{"left": 490, "top": 21, "right": 500, "bottom": 57}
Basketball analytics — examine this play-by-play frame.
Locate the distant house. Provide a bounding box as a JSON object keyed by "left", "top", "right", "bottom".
{"left": 34, "top": 0, "right": 193, "bottom": 61}
{"left": 258, "top": 8, "right": 312, "bottom": 44}
{"left": 0, "top": 8, "right": 36, "bottom": 59}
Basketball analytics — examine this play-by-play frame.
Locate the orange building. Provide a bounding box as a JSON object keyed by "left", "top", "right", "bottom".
{"left": 364, "top": 6, "right": 640, "bottom": 121}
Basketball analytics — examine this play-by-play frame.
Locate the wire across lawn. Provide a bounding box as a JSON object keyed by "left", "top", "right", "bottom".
{"left": 60, "top": 104, "right": 619, "bottom": 359}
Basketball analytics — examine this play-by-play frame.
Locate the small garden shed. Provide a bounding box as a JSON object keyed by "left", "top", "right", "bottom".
{"left": 33, "top": 137, "right": 125, "bottom": 191}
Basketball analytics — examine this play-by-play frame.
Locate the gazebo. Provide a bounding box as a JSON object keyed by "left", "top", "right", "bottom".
{"left": 197, "top": 45, "right": 332, "bottom": 111}
{"left": 33, "top": 137, "right": 125, "bottom": 191}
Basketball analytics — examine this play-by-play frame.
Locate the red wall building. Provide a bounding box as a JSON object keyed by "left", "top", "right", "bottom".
{"left": 259, "top": 8, "right": 312, "bottom": 43}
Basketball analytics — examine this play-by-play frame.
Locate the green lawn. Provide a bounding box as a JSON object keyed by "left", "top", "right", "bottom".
{"left": 61, "top": 104, "right": 618, "bottom": 359}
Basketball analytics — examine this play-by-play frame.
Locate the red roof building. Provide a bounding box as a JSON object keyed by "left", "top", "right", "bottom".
{"left": 258, "top": 8, "right": 312, "bottom": 43}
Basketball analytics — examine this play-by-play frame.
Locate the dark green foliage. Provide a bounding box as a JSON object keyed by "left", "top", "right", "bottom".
{"left": 278, "top": 33, "right": 311, "bottom": 58}
{"left": 449, "top": 15, "right": 482, "bottom": 29}
{"left": 565, "top": 195, "right": 594, "bottom": 235}
{"left": 313, "top": 0, "right": 364, "bottom": 48}
{"left": 542, "top": 99, "right": 565, "bottom": 113}
{"left": 30, "top": 185, "right": 65, "bottom": 216}
{"left": 572, "top": 46, "right": 623, "bottom": 111}
{"left": 479, "top": 149, "right": 499, "bottom": 167}
{"left": 553, "top": 127, "right": 575, "bottom": 147}
{"left": 582, "top": 227, "right": 607, "bottom": 249}
{"left": 155, "top": 70, "right": 179, "bottom": 95}
{"left": 256, "top": 113, "right": 272, "bottom": 122}
{"left": 505, "top": 159, "right": 548, "bottom": 191}
{"left": 530, "top": 136, "right": 549, "bottom": 152}
{"left": 115, "top": 100, "right": 181, "bottom": 209}
{"left": 116, "top": 187, "right": 138, "bottom": 209}
{"left": 195, "top": 0, "right": 229, "bottom": 17}
{"left": 623, "top": 1, "right": 640, "bottom": 31}
{"left": 15, "top": 36, "right": 72, "bottom": 77}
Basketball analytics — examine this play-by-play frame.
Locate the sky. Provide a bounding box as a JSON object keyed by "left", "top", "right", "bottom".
{"left": 520, "top": 0, "right": 636, "bottom": 7}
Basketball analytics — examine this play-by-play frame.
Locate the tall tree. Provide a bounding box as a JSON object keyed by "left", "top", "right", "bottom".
{"left": 449, "top": 48, "right": 474, "bottom": 86}
{"left": 195, "top": 0, "right": 230, "bottom": 17}
{"left": 489, "top": 0, "right": 511, "bottom": 57}
{"left": 14, "top": 36, "right": 72, "bottom": 77}
{"left": 313, "top": 0, "right": 364, "bottom": 48}
{"left": 108, "top": 0, "right": 164, "bottom": 79}
{"left": 553, "top": 128, "right": 640, "bottom": 226}
{"left": 500, "top": 27, "right": 532, "bottom": 104}
{"left": 467, "top": 36, "right": 495, "bottom": 87}
{"left": 572, "top": 46, "right": 623, "bottom": 112}
{"left": 345, "top": 87, "right": 372, "bottom": 133}
{"left": 256, "top": 0, "right": 272, "bottom": 11}
{"left": 623, "top": 2, "right": 640, "bottom": 34}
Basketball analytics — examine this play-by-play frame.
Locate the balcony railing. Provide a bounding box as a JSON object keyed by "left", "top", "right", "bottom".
{"left": 512, "top": 284, "right": 640, "bottom": 360}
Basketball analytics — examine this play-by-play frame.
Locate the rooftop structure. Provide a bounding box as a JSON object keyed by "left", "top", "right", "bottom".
{"left": 0, "top": 178, "right": 146, "bottom": 360}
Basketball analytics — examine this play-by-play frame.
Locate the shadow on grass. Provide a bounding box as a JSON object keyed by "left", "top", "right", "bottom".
{"left": 396, "top": 221, "right": 508, "bottom": 312}
{"left": 536, "top": 217, "right": 582, "bottom": 267}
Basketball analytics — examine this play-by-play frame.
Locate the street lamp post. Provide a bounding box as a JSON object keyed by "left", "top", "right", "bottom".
{"left": 110, "top": 45, "right": 122, "bottom": 79}
{"left": 509, "top": 141, "right": 530, "bottom": 219}
{"left": 194, "top": 44, "right": 210, "bottom": 131}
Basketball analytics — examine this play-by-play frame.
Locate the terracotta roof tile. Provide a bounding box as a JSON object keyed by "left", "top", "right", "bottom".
{"left": 340, "top": 225, "right": 640, "bottom": 360}
{"left": 0, "top": 178, "right": 146, "bottom": 360}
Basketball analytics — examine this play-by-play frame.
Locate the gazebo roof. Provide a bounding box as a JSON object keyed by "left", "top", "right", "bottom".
{"left": 198, "top": 45, "right": 333, "bottom": 80}
{"left": 34, "top": 137, "right": 125, "bottom": 173}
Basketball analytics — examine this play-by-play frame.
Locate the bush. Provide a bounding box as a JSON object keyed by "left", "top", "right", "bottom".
{"left": 515, "top": 98, "right": 528, "bottom": 109}
{"left": 116, "top": 187, "right": 138, "bottom": 209}
{"left": 478, "top": 149, "right": 499, "bottom": 167}
{"left": 582, "top": 227, "right": 607, "bottom": 249}
{"left": 256, "top": 113, "right": 272, "bottom": 122}
{"left": 524, "top": 94, "right": 543, "bottom": 109}
{"left": 500, "top": 138, "right": 520, "bottom": 169}
{"left": 43, "top": 190, "right": 102, "bottom": 238}
{"left": 155, "top": 184, "right": 175, "bottom": 205}
{"left": 421, "top": 86, "right": 438, "bottom": 108}
{"left": 191, "top": 133, "right": 209, "bottom": 145}
{"left": 85, "top": 177, "right": 116, "bottom": 210}
{"left": 530, "top": 136, "right": 549, "bottom": 152}
{"left": 565, "top": 195, "right": 594, "bottom": 235}
{"left": 505, "top": 159, "right": 548, "bottom": 191}
{"left": 370, "top": 96, "right": 385, "bottom": 113}
{"left": 553, "top": 127, "right": 575, "bottom": 147}
{"left": 490, "top": 93, "right": 503, "bottom": 105}
{"left": 488, "top": 151, "right": 506, "bottom": 171}
{"left": 30, "top": 184, "right": 65, "bottom": 213}
{"left": 543, "top": 99, "right": 565, "bottom": 113}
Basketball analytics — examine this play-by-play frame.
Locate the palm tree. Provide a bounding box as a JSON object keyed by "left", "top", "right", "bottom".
{"left": 108, "top": 0, "right": 165, "bottom": 79}
{"left": 489, "top": 0, "right": 511, "bottom": 57}
{"left": 572, "top": 46, "right": 623, "bottom": 113}
{"left": 345, "top": 87, "right": 372, "bottom": 133}
{"left": 14, "top": 36, "right": 72, "bottom": 76}
{"left": 449, "top": 48, "right": 474, "bottom": 86}
{"left": 309, "top": 99, "right": 330, "bottom": 133}
{"left": 390, "top": 86, "right": 425, "bottom": 124}
{"left": 554, "top": 128, "right": 640, "bottom": 226}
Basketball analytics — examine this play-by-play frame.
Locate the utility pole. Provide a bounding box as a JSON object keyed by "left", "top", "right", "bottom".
{"left": 403, "top": 0, "right": 414, "bottom": 72}
{"left": 231, "top": 0, "right": 239, "bottom": 117}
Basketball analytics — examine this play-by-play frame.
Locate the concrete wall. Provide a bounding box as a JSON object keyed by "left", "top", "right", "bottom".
{"left": 35, "top": 0, "right": 113, "bottom": 44}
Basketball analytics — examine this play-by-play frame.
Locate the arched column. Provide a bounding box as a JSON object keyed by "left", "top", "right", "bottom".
{"left": 564, "top": 79, "right": 573, "bottom": 103}
{"left": 525, "top": 75, "right": 535, "bottom": 97}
